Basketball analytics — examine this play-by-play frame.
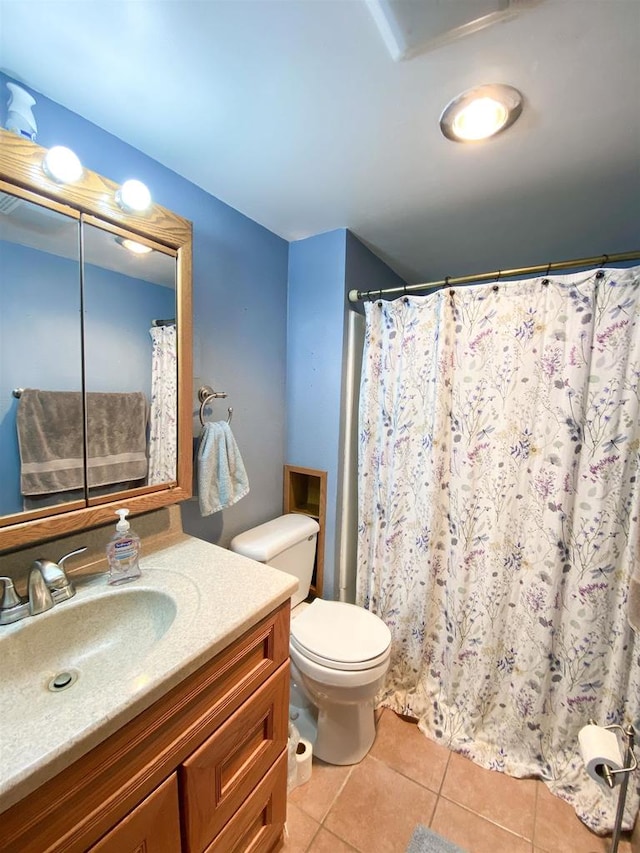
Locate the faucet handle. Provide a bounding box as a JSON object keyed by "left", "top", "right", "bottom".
{"left": 58, "top": 546, "right": 88, "bottom": 570}
{"left": 0, "top": 577, "right": 24, "bottom": 609}
{"left": 0, "top": 577, "right": 28, "bottom": 625}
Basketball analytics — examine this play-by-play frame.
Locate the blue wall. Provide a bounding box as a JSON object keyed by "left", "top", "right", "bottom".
{"left": 1, "top": 73, "right": 289, "bottom": 545}
{"left": 1, "top": 75, "right": 409, "bottom": 580}
{"left": 287, "top": 229, "right": 406, "bottom": 599}
{"left": 0, "top": 241, "right": 173, "bottom": 514}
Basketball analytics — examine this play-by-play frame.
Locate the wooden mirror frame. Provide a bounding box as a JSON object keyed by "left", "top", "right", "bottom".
{"left": 0, "top": 129, "right": 193, "bottom": 552}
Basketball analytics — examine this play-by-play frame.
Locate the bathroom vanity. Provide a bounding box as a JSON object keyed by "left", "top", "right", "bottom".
{"left": 0, "top": 537, "right": 297, "bottom": 853}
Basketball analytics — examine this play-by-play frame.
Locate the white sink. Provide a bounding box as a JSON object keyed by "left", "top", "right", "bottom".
{"left": 1, "top": 587, "right": 176, "bottom": 699}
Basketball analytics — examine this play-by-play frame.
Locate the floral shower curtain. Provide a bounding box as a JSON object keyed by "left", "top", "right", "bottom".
{"left": 148, "top": 323, "right": 177, "bottom": 485}
{"left": 356, "top": 266, "right": 640, "bottom": 833}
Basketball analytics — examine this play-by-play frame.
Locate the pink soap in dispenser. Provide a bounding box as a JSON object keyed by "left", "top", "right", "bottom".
{"left": 107, "top": 508, "right": 141, "bottom": 585}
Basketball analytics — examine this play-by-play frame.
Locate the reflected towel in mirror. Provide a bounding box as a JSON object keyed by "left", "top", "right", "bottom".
{"left": 17, "top": 389, "right": 148, "bottom": 497}
{"left": 197, "top": 421, "right": 249, "bottom": 516}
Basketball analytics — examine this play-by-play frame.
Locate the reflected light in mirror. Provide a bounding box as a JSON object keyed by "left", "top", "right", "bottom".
{"left": 118, "top": 237, "right": 153, "bottom": 255}
{"left": 116, "top": 179, "right": 152, "bottom": 213}
{"left": 42, "top": 146, "right": 83, "bottom": 183}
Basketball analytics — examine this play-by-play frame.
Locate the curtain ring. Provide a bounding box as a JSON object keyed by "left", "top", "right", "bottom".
{"left": 403, "top": 283, "right": 409, "bottom": 304}
{"left": 541, "top": 262, "right": 552, "bottom": 286}
{"left": 596, "top": 254, "right": 609, "bottom": 279}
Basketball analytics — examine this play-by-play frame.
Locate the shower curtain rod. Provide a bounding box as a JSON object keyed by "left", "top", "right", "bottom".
{"left": 347, "top": 250, "right": 640, "bottom": 303}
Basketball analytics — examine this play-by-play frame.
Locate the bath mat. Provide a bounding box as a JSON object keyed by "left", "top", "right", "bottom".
{"left": 406, "top": 824, "right": 467, "bottom": 853}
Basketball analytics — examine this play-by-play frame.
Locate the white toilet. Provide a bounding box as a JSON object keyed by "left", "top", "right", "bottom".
{"left": 229, "top": 513, "right": 391, "bottom": 765}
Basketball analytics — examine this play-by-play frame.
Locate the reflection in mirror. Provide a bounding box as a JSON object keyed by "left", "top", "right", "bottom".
{"left": 0, "top": 191, "right": 83, "bottom": 517}
{"left": 82, "top": 221, "right": 177, "bottom": 500}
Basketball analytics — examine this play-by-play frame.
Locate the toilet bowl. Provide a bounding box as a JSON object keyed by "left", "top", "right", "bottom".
{"left": 290, "top": 598, "right": 391, "bottom": 764}
{"left": 229, "top": 515, "right": 392, "bottom": 765}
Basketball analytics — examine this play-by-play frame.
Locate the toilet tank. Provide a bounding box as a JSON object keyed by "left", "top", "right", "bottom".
{"left": 229, "top": 514, "right": 319, "bottom": 608}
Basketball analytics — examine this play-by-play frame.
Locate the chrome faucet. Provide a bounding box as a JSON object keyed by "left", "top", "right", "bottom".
{"left": 0, "top": 546, "right": 87, "bottom": 626}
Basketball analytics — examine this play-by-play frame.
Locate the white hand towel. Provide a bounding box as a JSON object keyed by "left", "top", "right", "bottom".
{"left": 197, "top": 421, "right": 250, "bottom": 516}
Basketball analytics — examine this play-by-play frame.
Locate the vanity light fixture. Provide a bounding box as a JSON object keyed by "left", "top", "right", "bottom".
{"left": 440, "top": 84, "right": 523, "bottom": 142}
{"left": 42, "top": 146, "right": 83, "bottom": 183}
{"left": 116, "top": 179, "right": 152, "bottom": 213}
{"left": 118, "top": 237, "right": 153, "bottom": 255}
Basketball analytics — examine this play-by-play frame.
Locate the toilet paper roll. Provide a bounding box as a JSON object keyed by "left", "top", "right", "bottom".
{"left": 295, "top": 738, "right": 313, "bottom": 787}
{"left": 578, "top": 724, "right": 624, "bottom": 788}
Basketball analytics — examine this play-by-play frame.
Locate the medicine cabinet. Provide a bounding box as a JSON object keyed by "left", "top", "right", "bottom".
{"left": 0, "top": 129, "right": 193, "bottom": 551}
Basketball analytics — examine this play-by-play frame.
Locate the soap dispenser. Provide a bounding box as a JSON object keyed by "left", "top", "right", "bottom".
{"left": 106, "top": 508, "right": 141, "bottom": 585}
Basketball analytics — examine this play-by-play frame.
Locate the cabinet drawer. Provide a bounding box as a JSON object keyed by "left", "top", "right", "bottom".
{"left": 181, "top": 665, "right": 289, "bottom": 853}
{"left": 88, "top": 774, "right": 181, "bottom": 853}
{"left": 203, "top": 749, "right": 287, "bottom": 853}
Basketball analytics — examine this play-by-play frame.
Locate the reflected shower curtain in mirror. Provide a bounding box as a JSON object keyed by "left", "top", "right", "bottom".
{"left": 356, "top": 267, "right": 640, "bottom": 834}
{"left": 148, "top": 323, "right": 177, "bottom": 485}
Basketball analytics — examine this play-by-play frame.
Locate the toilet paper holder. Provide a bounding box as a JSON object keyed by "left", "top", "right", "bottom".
{"left": 586, "top": 721, "right": 637, "bottom": 787}
{"left": 587, "top": 721, "right": 637, "bottom": 853}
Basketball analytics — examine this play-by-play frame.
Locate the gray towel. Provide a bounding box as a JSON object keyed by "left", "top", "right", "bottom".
{"left": 197, "top": 421, "right": 249, "bottom": 516}
{"left": 17, "top": 389, "right": 148, "bottom": 496}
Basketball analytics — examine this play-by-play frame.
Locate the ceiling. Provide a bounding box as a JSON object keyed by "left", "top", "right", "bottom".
{"left": 1, "top": 0, "right": 638, "bottom": 284}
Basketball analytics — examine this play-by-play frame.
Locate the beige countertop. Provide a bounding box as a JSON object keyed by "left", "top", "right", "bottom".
{"left": 0, "top": 535, "right": 297, "bottom": 815}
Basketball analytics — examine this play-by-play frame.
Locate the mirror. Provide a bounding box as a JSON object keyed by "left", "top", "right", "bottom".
{"left": 0, "top": 129, "right": 192, "bottom": 551}
{"left": 0, "top": 194, "right": 84, "bottom": 516}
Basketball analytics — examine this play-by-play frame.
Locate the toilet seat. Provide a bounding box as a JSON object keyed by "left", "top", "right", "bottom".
{"left": 290, "top": 599, "right": 391, "bottom": 672}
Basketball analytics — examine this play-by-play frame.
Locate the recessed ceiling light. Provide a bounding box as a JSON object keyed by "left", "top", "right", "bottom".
{"left": 440, "top": 84, "right": 523, "bottom": 142}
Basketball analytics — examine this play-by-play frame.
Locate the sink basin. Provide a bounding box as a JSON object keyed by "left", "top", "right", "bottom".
{"left": 0, "top": 587, "right": 176, "bottom": 699}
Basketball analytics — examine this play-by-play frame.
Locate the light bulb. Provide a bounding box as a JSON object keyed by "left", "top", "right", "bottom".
{"left": 42, "top": 146, "right": 83, "bottom": 183}
{"left": 451, "top": 97, "right": 508, "bottom": 141}
{"left": 440, "top": 84, "right": 523, "bottom": 143}
{"left": 116, "top": 179, "right": 152, "bottom": 213}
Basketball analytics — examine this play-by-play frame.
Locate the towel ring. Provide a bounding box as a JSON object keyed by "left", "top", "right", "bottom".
{"left": 198, "top": 385, "right": 233, "bottom": 426}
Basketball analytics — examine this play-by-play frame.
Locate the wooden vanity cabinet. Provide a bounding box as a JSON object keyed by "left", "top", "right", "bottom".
{"left": 1, "top": 601, "right": 291, "bottom": 853}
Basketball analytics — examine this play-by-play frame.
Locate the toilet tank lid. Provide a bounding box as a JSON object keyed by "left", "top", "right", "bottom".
{"left": 229, "top": 513, "right": 319, "bottom": 562}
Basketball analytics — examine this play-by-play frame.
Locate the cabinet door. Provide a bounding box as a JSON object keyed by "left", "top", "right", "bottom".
{"left": 181, "top": 666, "right": 288, "bottom": 853}
{"left": 87, "top": 774, "right": 181, "bottom": 853}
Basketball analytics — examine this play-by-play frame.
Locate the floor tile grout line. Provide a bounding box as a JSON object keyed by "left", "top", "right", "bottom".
{"left": 437, "top": 793, "right": 536, "bottom": 844}
{"left": 304, "top": 819, "right": 322, "bottom": 853}
{"left": 436, "top": 746, "right": 452, "bottom": 797}
{"left": 532, "top": 779, "right": 541, "bottom": 849}
{"left": 369, "top": 756, "right": 450, "bottom": 799}
{"left": 318, "top": 763, "right": 356, "bottom": 827}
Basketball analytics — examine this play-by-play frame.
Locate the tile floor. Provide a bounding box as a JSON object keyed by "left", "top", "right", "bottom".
{"left": 279, "top": 709, "right": 635, "bottom": 853}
